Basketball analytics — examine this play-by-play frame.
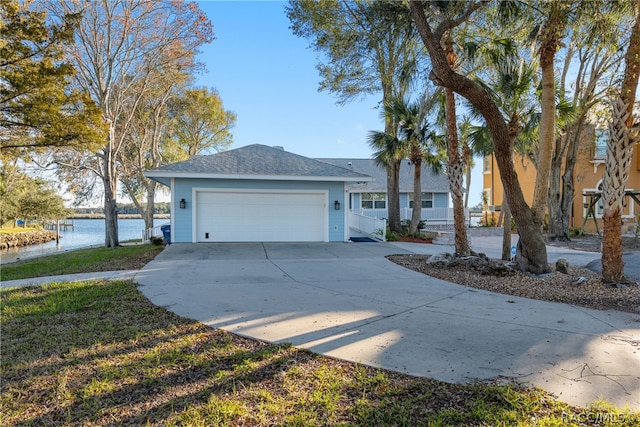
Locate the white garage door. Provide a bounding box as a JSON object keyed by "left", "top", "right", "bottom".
{"left": 195, "top": 190, "right": 328, "bottom": 242}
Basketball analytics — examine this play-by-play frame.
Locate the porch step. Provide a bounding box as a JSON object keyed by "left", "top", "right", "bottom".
{"left": 432, "top": 232, "right": 454, "bottom": 245}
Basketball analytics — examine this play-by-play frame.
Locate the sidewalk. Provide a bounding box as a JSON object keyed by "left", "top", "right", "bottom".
{"left": 0, "top": 270, "right": 138, "bottom": 289}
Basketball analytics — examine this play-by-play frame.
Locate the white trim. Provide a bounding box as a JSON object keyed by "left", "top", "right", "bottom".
{"left": 583, "top": 187, "right": 636, "bottom": 219}
{"left": 145, "top": 171, "right": 372, "bottom": 182}
{"left": 191, "top": 187, "right": 330, "bottom": 242}
{"left": 343, "top": 182, "right": 349, "bottom": 242}
{"left": 170, "top": 177, "right": 175, "bottom": 243}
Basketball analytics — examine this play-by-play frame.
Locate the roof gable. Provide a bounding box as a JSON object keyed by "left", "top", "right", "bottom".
{"left": 145, "top": 144, "right": 371, "bottom": 182}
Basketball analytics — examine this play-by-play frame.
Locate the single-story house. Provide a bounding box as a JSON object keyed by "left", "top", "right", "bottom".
{"left": 144, "top": 144, "right": 371, "bottom": 242}
{"left": 144, "top": 144, "right": 451, "bottom": 243}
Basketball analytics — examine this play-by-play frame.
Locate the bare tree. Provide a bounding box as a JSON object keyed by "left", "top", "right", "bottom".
{"left": 48, "top": 0, "right": 213, "bottom": 247}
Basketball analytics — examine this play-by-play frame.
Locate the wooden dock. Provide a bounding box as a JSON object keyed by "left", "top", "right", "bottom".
{"left": 44, "top": 219, "right": 75, "bottom": 231}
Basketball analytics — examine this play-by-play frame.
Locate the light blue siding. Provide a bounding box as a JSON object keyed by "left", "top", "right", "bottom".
{"left": 399, "top": 193, "right": 409, "bottom": 210}
{"left": 434, "top": 193, "right": 448, "bottom": 208}
{"left": 172, "top": 178, "right": 346, "bottom": 242}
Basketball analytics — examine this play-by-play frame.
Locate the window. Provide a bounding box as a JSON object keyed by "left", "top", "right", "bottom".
{"left": 596, "top": 181, "right": 604, "bottom": 217}
{"left": 483, "top": 156, "right": 491, "bottom": 173}
{"left": 593, "top": 129, "right": 607, "bottom": 159}
{"left": 409, "top": 193, "right": 434, "bottom": 208}
{"left": 361, "top": 193, "right": 386, "bottom": 209}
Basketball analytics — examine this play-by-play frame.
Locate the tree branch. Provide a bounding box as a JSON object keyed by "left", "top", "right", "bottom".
{"left": 433, "top": 1, "right": 488, "bottom": 41}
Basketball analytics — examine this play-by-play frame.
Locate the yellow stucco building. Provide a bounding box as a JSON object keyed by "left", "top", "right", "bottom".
{"left": 482, "top": 125, "right": 640, "bottom": 234}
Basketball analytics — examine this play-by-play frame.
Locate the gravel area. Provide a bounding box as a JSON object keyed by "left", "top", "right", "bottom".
{"left": 387, "top": 253, "right": 640, "bottom": 314}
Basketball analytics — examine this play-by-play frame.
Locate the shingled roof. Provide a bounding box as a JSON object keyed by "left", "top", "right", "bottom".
{"left": 145, "top": 144, "right": 372, "bottom": 184}
{"left": 317, "top": 158, "right": 450, "bottom": 193}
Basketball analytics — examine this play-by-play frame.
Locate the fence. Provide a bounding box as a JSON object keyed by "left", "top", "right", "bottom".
{"left": 354, "top": 207, "right": 467, "bottom": 223}
{"left": 142, "top": 224, "right": 164, "bottom": 243}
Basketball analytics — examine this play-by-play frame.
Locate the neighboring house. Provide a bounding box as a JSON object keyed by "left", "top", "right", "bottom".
{"left": 144, "top": 144, "right": 453, "bottom": 243}
{"left": 317, "top": 158, "right": 451, "bottom": 223}
{"left": 482, "top": 124, "right": 640, "bottom": 234}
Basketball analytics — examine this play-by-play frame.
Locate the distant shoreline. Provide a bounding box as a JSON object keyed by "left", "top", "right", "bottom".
{"left": 69, "top": 214, "right": 171, "bottom": 220}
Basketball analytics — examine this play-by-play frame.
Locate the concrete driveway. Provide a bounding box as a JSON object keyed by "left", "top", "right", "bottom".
{"left": 135, "top": 241, "right": 640, "bottom": 410}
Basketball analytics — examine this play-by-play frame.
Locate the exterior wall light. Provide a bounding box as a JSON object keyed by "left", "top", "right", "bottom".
{"left": 179, "top": 198, "right": 186, "bottom": 209}
{"left": 334, "top": 200, "right": 340, "bottom": 210}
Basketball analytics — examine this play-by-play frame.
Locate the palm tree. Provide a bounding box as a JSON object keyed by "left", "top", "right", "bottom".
{"left": 602, "top": 0, "right": 640, "bottom": 283}
{"left": 368, "top": 129, "right": 405, "bottom": 234}
{"left": 466, "top": 57, "right": 538, "bottom": 260}
{"left": 368, "top": 96, "right": 442, "bottom": 235}
{"left": 410, "top": 1, "right": 550, "bottom": 273}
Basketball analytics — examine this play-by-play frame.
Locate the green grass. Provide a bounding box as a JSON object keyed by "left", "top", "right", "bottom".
{"left": 2, "top": 280, "right": 638, "bottom": 426}
{"left": 1, "top": 244, "right": 163, "bottom": 281}
{"left": 0, "top": 225, "right": 43, "bottom": 234}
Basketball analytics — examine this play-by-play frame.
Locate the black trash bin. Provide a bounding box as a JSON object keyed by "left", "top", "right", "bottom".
{"left": 160, "top": 224, "right": 171, "bottom": 245}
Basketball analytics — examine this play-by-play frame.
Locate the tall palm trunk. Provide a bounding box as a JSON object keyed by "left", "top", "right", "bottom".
{"left": 532, "top": 40, "right": 556, "bottom": 226}
{"left": 409, "top": 148, "right": 423, "bottom": 235}
{"left": 444, "top": 38, "right": 470, "bottom": 256}
{"left": 387, "top": 161, "right": 402, "bottom": 233}
{"left": 602, "top": 99, "right": 637, "bottom": 282}
{"left": 547, "top": 135, "right": 566, "bottom": 240}
{"left": 532, "top": 8, "right": 566, "bottom": 228}
{"left": 602, "top": 2, "right": 640, "bottom": 283}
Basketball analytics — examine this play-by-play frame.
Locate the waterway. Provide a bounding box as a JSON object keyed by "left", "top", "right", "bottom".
{"left": 0, "top": 218, "right": 169, "bottom": 264}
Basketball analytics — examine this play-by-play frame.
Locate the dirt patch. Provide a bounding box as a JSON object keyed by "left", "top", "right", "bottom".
{"left": 546, "top": 233, "right": 640, "bottom": 253}
{"left": 387, "top": 253, "right": 640, "bottom": 314}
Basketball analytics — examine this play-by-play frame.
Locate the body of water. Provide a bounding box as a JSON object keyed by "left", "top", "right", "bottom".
{"left": 0, "top": 218, "right": 168, "bottom": 264}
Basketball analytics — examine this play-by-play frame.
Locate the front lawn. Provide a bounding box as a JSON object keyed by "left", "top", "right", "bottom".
{"left": 1, "top": 280, "right": 637, "bottom": 426}
{"left": 1, "top": 244, "right": 163, "bottom": 281}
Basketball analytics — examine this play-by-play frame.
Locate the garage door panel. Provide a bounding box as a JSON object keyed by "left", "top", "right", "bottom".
{"left": 196, "top": 191, "right": 327, "bottom": 242}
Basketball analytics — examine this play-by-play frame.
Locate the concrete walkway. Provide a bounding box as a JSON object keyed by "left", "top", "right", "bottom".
{"left": 133, "top": 240, "right": 640, "bottom": 410}
{"left": 2, "top": 239, "right": 639, "bottom": 410}
{"left": 1, "top": 270, "right": 139, "bottom": 288}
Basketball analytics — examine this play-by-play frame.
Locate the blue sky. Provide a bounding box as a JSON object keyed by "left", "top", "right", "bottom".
{"left": 195, "top": 0, "right": 382, "bottom": 158}
{"left": 194, "top": 0, "right": 483, "bottom": 205}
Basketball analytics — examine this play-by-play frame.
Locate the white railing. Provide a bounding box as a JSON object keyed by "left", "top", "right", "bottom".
{"left": 142, "top": 224, "right": 164, "bottom": 243}
{"left": 349, "top": 211, "right": 387, "bottom": 241}
{"left": 354, "top": 207, "right": 463, "bottom": 223}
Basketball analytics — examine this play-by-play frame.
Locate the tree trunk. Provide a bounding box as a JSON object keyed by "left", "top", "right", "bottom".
{"left": 558, "top": 123, "right": 585, "bottom": 239}
{"left": 387, "top": 161, "right": 402, "bottom": 233}
{"left": 102, "top": 131, "right": 119, "bottom": 248}
{"left": 463, "top": 142, "right": 471, "bottom": 208}
{"left": 602, "top": 3, "right": 640, "bottom": 283}
{"left": 501, "top": 189, "right": 512, "bottom": 261}
{"left": 532, "top": 8, "right": 565, "bottom": 227}
{"left": 444, "top": 39, "right": 470, "bottom": 256}
{"left": 531, "top": 38, "right": 557, "bottom": 226}
{"left": 602, "top": 208, "right": 625, "bottom": 282}
{"left": 409, "top": 156, "right": 422, "bottom": 235}
{"left": 547, "top": 136, "right": 565, "bottom": 240}
{"left": 409, "top": 2, "right": 549, "bottom": 272}
{"left": 144, "top": 181, "right": 157, "bottom": 231}
{"left": 602, "top": 99, "right": 636, "bottom": 282}
{"left": 445, "top": 88, "right": 471, "bottom": 256}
